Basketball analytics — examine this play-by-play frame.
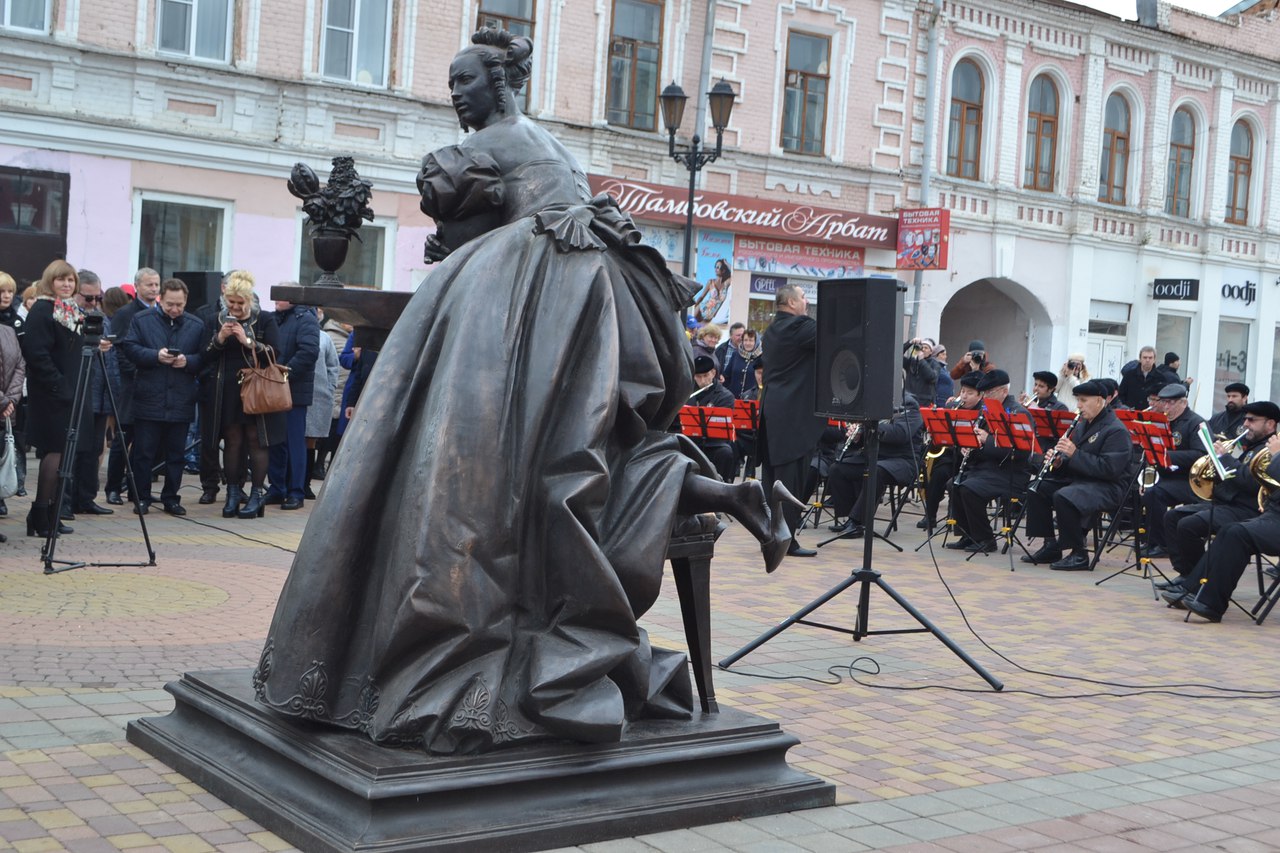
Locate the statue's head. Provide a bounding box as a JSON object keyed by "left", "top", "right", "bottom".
{"left": 449, "top": 28, "right": 533, "bottom": 132}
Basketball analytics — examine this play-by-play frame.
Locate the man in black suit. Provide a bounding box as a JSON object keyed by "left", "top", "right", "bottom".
{"left": 761, "top": 283, "right": 825, "bottom": 557}
{"left": 103, "top": 267, "right": 160, "bottom": 506}
{"left": 1140, "top": 382, "right": 1206, "bottom": 557}
{"left": 1022, "top": 380, "right": 1134, "bottom": 570}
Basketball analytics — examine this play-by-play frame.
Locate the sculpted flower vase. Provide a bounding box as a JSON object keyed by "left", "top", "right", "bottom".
{"left": 311, "top": 230, "right": 350, "bottom": 285}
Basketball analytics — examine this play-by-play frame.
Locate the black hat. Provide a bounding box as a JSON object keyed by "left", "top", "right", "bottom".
{"left": 1157, "top": 383, "right": 1188, "bottom": 400}
{"left": 752, "top": 354, "right": 765, "bottom": 370}
{"left": 693, "top": 355, "right": 716, "bottom": 374}
{"left": 1243, "top": 401, "right": 1280, "bottom": 421}
{"left": 958, "top": 371, "right": 983, "bottom": 389}
{"left": 1073, "top": 380, "right": 1106, "bottom": 397}
{"left": 975, "top": 369, "right": 1010, "bottom": 391}
{"left": 1225, "top": 382, "right": 1250, "bottom": 395}
{"left": 967, "top": 340, "right": 986, "bottom": 352}
{"left": 1164, "top": 351, "right": 1180, "bottom": 366}
{"left": 1096, "top": 377, "right": 1119, "bottom": 397}
{"left": 1032, "top": 370, "right": 1057, "bottom": 388}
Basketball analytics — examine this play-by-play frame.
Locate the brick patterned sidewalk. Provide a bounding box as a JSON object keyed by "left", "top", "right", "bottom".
{"left": 2, "top": 483, "right": 1280, "bottom": 852}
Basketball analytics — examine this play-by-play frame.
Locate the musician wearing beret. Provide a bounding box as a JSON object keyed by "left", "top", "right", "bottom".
{"left": 1157, "top": 401, "right": 1280, "bottom": 595}
{"left": 828, "top": 392, "right": 923, "bottom": 537}
{"left": 919, "top": 371, "right": 982, "bottom": 532}
{"left": 1140, "top": 383, "right": 1206, "bottom": 558}
{"left": 1161, "top": 432, "right": 1280, "bottom": 621}
{"left": 1208, "top": 382, "right": 1249, "bottom": 440}
{"left": 686, "top": 354, "right": 738, "bottom": 481}
{"left": 945, "top": 369, "right": 1033, "bottom": 554}
{"left": 1022, "top": 380, "right": 1134, "bottom": 570}
{"left": 1021, "top": 370, "right": 1068, "bottom": 413}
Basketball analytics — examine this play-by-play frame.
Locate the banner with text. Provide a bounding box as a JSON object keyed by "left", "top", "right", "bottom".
{"left": 733, "top": 236, "right": 864, "bottom": 278}
{"left": 895, "top": 208, "right": 950, "bottom": 270}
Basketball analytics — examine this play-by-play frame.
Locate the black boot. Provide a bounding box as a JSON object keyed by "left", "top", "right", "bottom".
{"left": 222, "top": 485, "right": 244, "bottom": 519}
{"left": 26, "top": 503, "right": 72, "bottom": 537}
{"left": 238, "top": 488, "right": 266, "bottom": 519}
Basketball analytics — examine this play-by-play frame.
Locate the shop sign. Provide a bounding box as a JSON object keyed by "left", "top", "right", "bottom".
{"left": 895, "top": 208, "right": 949, "bottom": 270}
{"left": 1152, "top": 278, "right": 1199, "bottom": 301}
{"left": 588, "top": 174, "right": 897, "bottom": 249}
{"left": 733, "top": 236, "right": 863, "bottom": 277}
{"left": 1221, "top": 280, "right": 1257, "bottom": 306}
{"left": 749, "top": 274, "right": 786, "bottom": 296}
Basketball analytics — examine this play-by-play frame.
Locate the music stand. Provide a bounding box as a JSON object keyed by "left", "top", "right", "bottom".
{"left": 1095, "top": 412, "right": 1173, "bottom": 589}
{"left": 817, "top": 413, "right": 906, "bottom": 554}
{"left": 981, "top": 402, "right": 1037, "bottom": 569}
{"left": 1029, "top": 409, "right": 1076, "bottom": 453}
{"left": 914, "top": 407, "right": 982, "bottom": 551}
{"left": 719, "top": 425, "right": 1003, "bottom": 691}
{"left": 677, "top": 405, "right": 737, "bottom": 442}
{"left": 732, "top": 399, "right": 759, "bottom": 479}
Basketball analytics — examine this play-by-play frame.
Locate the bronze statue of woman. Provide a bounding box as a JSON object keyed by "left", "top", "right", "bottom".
{"left": 254, "top": 28, "right": 799, "bottom": 755}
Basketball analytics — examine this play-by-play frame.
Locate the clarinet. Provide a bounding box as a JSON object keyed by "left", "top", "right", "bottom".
{"left": 1027, "top": 412, "right": 1083, "bottom": 494}
{"left": 952, "top": 407, "right": 986, "bottom": 486}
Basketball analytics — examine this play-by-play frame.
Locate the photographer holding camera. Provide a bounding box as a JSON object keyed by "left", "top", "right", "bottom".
{"left": 949, "top": 339, "right": 997, "bottom": 381}
{"left": 902, "top": 337, "right": 940, "bottom": 403}
{"left": 1058, "top": 352, "right": 1089, "bottom": 400}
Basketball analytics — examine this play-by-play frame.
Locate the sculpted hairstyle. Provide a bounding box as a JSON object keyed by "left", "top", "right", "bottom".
{"left": 224, "top": 270, "right": 256, "bottom": 301}
{"left": 457, "top": 29, "right": 534, "bottom": 128}
{"left": 36, "top": 259, "right": 79, "bottom": 297}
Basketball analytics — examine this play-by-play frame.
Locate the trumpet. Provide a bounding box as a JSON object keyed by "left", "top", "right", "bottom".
{"left": 1028, "top": 412, "right": 1082, "bottom": 493}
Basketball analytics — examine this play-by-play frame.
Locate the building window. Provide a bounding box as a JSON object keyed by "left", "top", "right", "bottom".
{"left": 1098, "top": 94, "right": 1130, "bottom": 205}
{"left": 476, "top": 0, "right": 534, "bottom": 109}
{"left": 780, "top": 31, "right": 829, "bottom": 155}
{"left": 1215, "top": 319, "right": 1249, "bottom": 413}
{"left": 606, "top": 0, "right": 662, "bottom": 131}
{"left": 299, "top": 222, "right": 387, "bottom": 289}
{"left": 946, "top": 59, "right": 983, "bottom": 179}
{"left": 1, "top": 0, "right": 47, "bottom": 31}
{"left": 1023, "top": 74, "right": 1058, "bottom": 192}
{"left": 1226, "top": 120, "right": 1253, "bottom": 225}
{"left": 158, "top": 0, "right": 232, "bottom": 62}
{"left": 138, "top": 199, "right": 225, "bottom": 279}
{"left": 1165, "top": 107, "right": 1195, "bottom": 218}
{"left": 0, "top": 166, "right": 68, "bottom": 286}
{"left": 322, "top": 0, "right": 391, "bottom": 87}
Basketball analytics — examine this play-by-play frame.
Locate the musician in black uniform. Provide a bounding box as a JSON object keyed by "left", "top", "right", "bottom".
{"left": 945, "top": 369, "right": 1034, "bottom": 553}
{"left": 686, "top": 354, "right": 738, "bottom": 482}
{"left": 1140, "top": 383, "right": 1206, "bottom": 557}
{"left": 1022, "top": 380, "right": 1134, "bottom": 570}
{"left": 828, "top": 392, "right": 923, "bottom": 536}
{"left": 1158, "top": 401, "right": 1280, "bottom": 591}
{"left": 1207, "top": 382, "right": 1248, "bottom": 439}
{"left": 919, "top": 371, "right": 982, "bottom": 531}
{"left": 1161, "top": 432, "right": 1280, "bottom": 621}
{"left": 1022, "top": 370, "right": 1069, "bottom": 413}
{"left": 735, "top": 356, "right": 764, "bottom": 479}
{"left": 760, "top": 283, "right": 825, "bottom": 556}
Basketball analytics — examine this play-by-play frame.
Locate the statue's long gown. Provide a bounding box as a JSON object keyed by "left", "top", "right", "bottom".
{"left": 254, "top": 135, "right": 705, "bottom": 754}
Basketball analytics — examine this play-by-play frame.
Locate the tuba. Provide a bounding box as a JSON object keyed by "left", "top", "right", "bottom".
{"left": 1250, "top": 448, "right": 1279, "bottom": 513}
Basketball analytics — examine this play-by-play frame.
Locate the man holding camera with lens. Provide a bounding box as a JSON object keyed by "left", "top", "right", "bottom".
{"left": 119, "top": 279, "right": 205, "bottom": 516}
{"left": 902, "top": 337, "right": 940, "bottom": 404}
{"left": 949, "top": 340, "right": 997, "bottom": 382}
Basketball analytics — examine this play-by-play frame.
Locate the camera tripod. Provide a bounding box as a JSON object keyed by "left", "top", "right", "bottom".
{"left": 720, "top": 428, "right": 1003, "bottom": 691}
{"left": 43, "top": 333, "right": 156, "bottom": 574}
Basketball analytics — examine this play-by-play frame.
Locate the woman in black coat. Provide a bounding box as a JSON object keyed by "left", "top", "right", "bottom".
{"left": 18, "top": 260, "right": 92, "bottom": 537}
{"left": 201, "top": 272, "right": 285, "bottom": 519}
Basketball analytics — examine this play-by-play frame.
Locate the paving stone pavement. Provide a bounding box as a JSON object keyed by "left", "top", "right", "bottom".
{"left": 3, "top": 480, "right": 1280, "bottom": 852}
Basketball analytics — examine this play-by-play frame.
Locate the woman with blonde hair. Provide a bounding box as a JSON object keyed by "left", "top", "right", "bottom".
{"left": 1059, "top": 353, "right": 1089, "bottom": 400}
{"left": 19, "top": 260, "right": 90, "bottom": 536}
{"left": 200, "top": 271, "right": 285, "bottom": 519}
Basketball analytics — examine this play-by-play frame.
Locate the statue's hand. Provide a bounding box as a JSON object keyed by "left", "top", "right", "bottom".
{"left": 424, "top": 233, "right": 450, "bottom": 264}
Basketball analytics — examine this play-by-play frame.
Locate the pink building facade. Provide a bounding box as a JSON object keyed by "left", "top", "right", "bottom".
{"left": 1, "top": 0, "right": 1279, "bottom": 411}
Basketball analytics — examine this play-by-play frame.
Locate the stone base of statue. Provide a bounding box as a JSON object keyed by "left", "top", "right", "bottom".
{"left": 127, "top": 669, "right": 835, "bottom": 853}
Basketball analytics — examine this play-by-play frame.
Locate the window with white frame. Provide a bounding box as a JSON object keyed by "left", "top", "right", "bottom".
{"left": 158, "top": 0, "right": 232, "bottom": 62}
{"left": 298, "top": 221, "right": 390, "bottom": 289}
{"left": 1098, "top": 93, "right": 1130, "bottom": 205}
{"left": 1, "top": 0, "right": 49, "bottom": 31}
{"left": 137, "top": 198, "right": 227, "bottom": 278}
{"left": 946, "top": 59, "right": 984, "bottom": 180}
{"left": 322, "top": 0, "right": 391, "bottom": 87}
{"left": 1164, "top": 107, "right": 1195, "bottom": 218}
{"left": 1226, "top": 120, "right": 1253, "bottom": 226}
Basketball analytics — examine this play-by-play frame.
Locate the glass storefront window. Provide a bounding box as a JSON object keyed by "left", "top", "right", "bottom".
{"left": 138, "top": 199, "right": 223, "bottom": 278}
{"left": 1156, "top": 313, "right": 1191, "bottom": 369}
{"left": 1214, "top": 320, "right": 1250, "bottom": 412}
{"left": 299, "top": 223, "right": 386, "bottom": 288}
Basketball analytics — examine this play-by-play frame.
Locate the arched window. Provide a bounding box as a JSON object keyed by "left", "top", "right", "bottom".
{"left": 1165, "top": 107, "right": 1195, "bottom": 218}
{"left": 1226, "top": 120, "right": 1253, "bottom": 225}
{"left": 1098, "top": 93, "right": 1129, "bottom": 205}
{"left": 1023, "top": 75, "right": 1059, "bottom": 191}
{"left": 946, "top": 59, "right": 983, "bottom": 179}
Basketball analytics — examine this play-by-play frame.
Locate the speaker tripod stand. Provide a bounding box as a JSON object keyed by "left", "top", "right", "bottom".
{"left": 719, "top": 429, "right": 1003, "bottom": 691}
{"left": 43, "top": 332, "right": 156, "bottom": 575}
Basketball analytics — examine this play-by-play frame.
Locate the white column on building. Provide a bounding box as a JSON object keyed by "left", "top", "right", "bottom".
{"left": 1144, "top": 52, "right": 1174, "bottom": 216}
{"left": 996, "top": 40, "right": 1024, "bottom": 190}
{"left": 1206, "top": 70, "right": 1236, "bottom": 226}
{"left": 1266, "top": 90, "right": 1280, "bottom": 235}
{"left": 1074, "top": 35, "right": 1107, "bottom": 199}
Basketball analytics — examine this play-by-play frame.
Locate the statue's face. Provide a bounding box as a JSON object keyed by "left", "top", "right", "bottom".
{"left": 449, "top": 51, "right": 499, "bottom": 130}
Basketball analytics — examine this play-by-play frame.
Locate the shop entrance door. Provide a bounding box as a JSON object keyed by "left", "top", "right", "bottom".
{"left": 1087, "top": 335, "right": 1127, "bottom": 382}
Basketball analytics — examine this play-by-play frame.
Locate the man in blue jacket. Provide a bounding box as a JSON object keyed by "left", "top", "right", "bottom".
{"left": 266, "top": 298, "right": 320, "bottom": 510}
{"left": 119, "top": 279, "right": 205, "bottom": 515}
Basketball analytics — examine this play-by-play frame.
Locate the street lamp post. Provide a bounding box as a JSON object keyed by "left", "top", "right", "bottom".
{"left": 659, "top": 78, "right": 737, "bottom": 282}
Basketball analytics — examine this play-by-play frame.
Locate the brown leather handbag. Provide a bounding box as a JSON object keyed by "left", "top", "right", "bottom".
{"left": 238, "top": 347, "right": 293, "bottom": 414}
